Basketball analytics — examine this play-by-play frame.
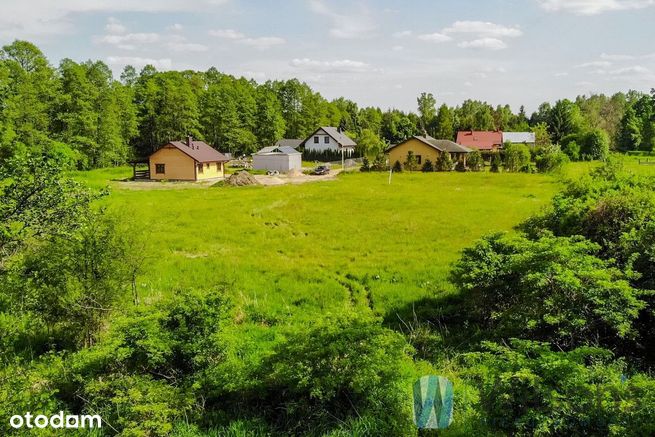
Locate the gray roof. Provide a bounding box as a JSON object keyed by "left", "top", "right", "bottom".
{"left": 255, "top": 145, "right": 301, "bottom": 156}
{"left": 274, "top": 139, "right": 303, "bottom": 149}
{"left": 301, "top": 127, "right": 357, "bottom": 148}
{"left": 502, "top": 132, "right": 536, "bottom": 144}
{"left": 387, "top": 136, "right": 472, "bottom": 154}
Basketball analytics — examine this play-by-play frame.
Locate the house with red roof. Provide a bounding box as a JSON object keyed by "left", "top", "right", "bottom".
{"left": 456, "top": 131, "right": 503, "bottom": 152}
{"left": 148, "top": 137, "right": 230, "bottom": 181}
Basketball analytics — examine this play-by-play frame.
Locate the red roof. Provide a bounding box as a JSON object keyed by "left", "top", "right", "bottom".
{"left": 163, "top": 139, "right": 230, "bottom": 163}
{"left": 456, "top": 131, "right": 503, "bottom": 151}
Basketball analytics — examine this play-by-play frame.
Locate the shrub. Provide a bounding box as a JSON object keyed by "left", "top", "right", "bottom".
{"left": 404, "top": 151, "right": 418, "bottom": 171}
{"left": 465, "top": 340, "right": 655, "bottom": 436}
{"left": 256, "top": 316, "right": 414, "bottom": 435}
{"left": 360, "top": 156, "right": 370, "bottom": 172}
{"left": 504, "top": 143, "right": 531, "bottom": 172}
{"left": 421, "top": 159, "right": 434, "bottom": 172}
{"left": 581, "top": 129, "right": 610, "bottom": 161}
{"left": 562, "top": 140, "right": 581, "bottom": 161}
{"left": 467, "top": 150, "right": 484, "bottom": 172}
{"left": 490, "top": 153, "right": 501, "bottom": 172}
{"left": 392, "top": 160, "right": 402, "bottom": 172}
{"left": 435, "top": 152, "right": 453, "bottom": 172}
{"left": 455, "top": 160, "right": 467, "bottom": 172}
{"left": 451, "top": 233, "right": 644, "bottom": 348}
{"left": 371, "top": 154, "right": 387, "bottom": 171}
{"left": 534, "top": 144, "right": 569, "bottom": 172}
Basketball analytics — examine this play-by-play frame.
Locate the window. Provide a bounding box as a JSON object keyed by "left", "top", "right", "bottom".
{"left": 314, "top": 136, "right": 319, "bottom": 144}
{"left": 416, "top": 155, "right": 422, "bottom": 165}
{"left": 206, "top": 163, "right": 210, "bottom": 169}
{"left": 155, "top": 164, "right": 165, "bottom": 174}
{"left": 197, "top": 163, "right": 204, "bottom": 174}
{"left": 324, "top": 136, "right": 330, "bottom": 144}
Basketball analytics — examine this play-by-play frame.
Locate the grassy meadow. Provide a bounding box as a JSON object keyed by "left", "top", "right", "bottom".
{"left": 76, "top": 169, "right": 560, "bottom": 324}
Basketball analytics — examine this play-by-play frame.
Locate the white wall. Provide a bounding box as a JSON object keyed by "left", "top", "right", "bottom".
{"left": 304, "top": 129, "right": 341, "bottom": 153}
{"left": 253, "top": 154, "right": 302, "bottom": 172}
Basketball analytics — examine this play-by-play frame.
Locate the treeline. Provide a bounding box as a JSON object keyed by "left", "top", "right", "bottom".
{"left": 1, "top": 40, "right": 653, "bottom": 169}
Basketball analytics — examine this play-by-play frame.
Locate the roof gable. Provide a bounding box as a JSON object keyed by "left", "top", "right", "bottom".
{"left": 301, "top": 127, "right": 357, "bottom": 148}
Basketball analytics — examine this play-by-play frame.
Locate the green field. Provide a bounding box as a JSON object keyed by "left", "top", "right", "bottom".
{"left": 77, "top": 169, "right": 560, "bottom": 326}
{"left": 74, "top": 157, "right": 655, "bottom": 328}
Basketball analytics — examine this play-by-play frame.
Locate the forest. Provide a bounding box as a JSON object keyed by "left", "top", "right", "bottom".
{"left": 1, "top": 40, "right": 654, "bottom": 169}
{"left": 2, "top": 39, "right": 655, "bottom": 436}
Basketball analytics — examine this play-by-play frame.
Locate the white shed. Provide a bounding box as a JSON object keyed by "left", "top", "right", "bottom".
{"left": 252, "top": 145, "right": 302, "bottom": 173}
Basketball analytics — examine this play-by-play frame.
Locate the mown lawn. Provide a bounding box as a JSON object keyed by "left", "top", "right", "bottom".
{"left": 74, "top": 169, "right": 561, "bottom": 326}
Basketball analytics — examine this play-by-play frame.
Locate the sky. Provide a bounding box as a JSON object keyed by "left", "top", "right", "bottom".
{"left": 0, "top": 0, "right": 654, "bottom": 113}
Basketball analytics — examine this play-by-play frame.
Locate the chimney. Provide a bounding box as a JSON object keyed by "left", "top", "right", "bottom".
{"left": 187, "top": 136, "right": 193, "bottom": 147}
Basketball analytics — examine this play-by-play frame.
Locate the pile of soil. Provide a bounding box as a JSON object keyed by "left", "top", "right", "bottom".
{"left": 225, "top": 171, "right": 260, "bottom": 186}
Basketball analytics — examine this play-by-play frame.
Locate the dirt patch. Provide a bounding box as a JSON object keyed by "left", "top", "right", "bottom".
{"left": 225, "top": 171, "right": 260, "bottom": 186}
{"left": 255, "top": 169, "right": 342, "bottom": 186}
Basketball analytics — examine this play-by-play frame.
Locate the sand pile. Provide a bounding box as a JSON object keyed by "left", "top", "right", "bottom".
{"left": 225, "top": 171, "right": 259, "bottom": 186}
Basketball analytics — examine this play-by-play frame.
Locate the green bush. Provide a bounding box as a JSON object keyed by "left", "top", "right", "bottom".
{"left": 504, "top": 143, "right": 531, "bottom": 172}
{"left": 534, "top": 144, "right": 569, "bottom": 172}
{"left": 435, "top": 151, "right": 453, "bottom": 172}
{"left": 392, "top": 160, "right": 402, "bottom": 172}
{"left": 490, "top": 153, "right": 501, "bottom": 172}
{"left": 421, "top": 159, "right": 434, "bottom": 172}
{"left": 255, "top": 316, "right": 415, "bottom": 435}
{"left": 465, "top": 340, "right": 655, "bottom": 437}
{"left": 467, "top": 150, "right": 484, "bottom": 172}
{"left": 451, "top": 233, "right": 644, "bottom": 348}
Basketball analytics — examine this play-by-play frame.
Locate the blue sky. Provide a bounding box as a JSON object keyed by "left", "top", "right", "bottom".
{"left": 1, "top": 0, "right": 654, "bottom": 112}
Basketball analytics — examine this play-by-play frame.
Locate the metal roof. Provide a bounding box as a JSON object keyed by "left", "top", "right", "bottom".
{"left": 255, "top": 145, "right": 301, "bottom": 155}
{"left": 502, "top": 132, "right": 536, "bottom": 144}
{"left": 274, "top": 139, "right": 303, "bottom": 149}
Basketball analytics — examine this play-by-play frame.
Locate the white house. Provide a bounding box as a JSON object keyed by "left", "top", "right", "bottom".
{"left": 300, "top": 127, "right": 356, "bottom": 156}
{"left": 252, "top": 144, "right": 302, "bottom": 173}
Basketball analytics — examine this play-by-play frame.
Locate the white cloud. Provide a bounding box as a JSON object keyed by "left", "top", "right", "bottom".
{"left": 309, "top": 0, "right": 377, "bottom": 39}
{"left": 417, "top": 32, "right": 452, "bottom": 43}
{"left": 209, "top": 29, "right": 245, "bottom": 39}
{"left": 106, "top": 56, "right": 172, "bottom": 70}
{"left": 100, "top": 32, "right": 160, "bottom": 45}
{"left": 0, "top": 0, "right": 229, "bottom": 38}
{"left": 458, "top": 38, "right": 508, "bottom": 50}
{"left": 168, "top": 23, "right": 184, "bottom": 32}
{"left": 555, "top": 72, "right": 570, "bottom": 77}
{"left": 609, "top": 65, "right": 651, "bottom": 75}
{"left": 575, "top": 60, "right": 613, "bottom": 68}
{"left": 168, "top": 42, "right": 209, "bottom": 52}
{"left": 241, "top": 37, "right": 286, "bottom": 50}
{"left": 537, "top": 0, "right": 655, "bottom": 15}
{"left": 443, "top": 21, "right": 523, "bottom": 38}
{"left": 290, "top": 58, "right": 375, "bottom": 73}
{"left": 105, "top": 17, "right": 126, "bottom": 34}
{"left": 392, "top": 45, "right": 404, "bottom": 51}
{"left": 209, "top": 29, "right": 285, "bottom": 49}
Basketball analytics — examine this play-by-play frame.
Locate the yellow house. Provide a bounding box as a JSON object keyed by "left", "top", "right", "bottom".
{"left": 149, "top": 137, "right": 229, "bottom": 181}
{"left": 387, "top": 136, "right": 472, "bottom": 168}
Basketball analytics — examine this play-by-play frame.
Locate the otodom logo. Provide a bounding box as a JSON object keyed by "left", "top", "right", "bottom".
{"left": 9, "top": 412, "right": 102, "bottom": 430}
